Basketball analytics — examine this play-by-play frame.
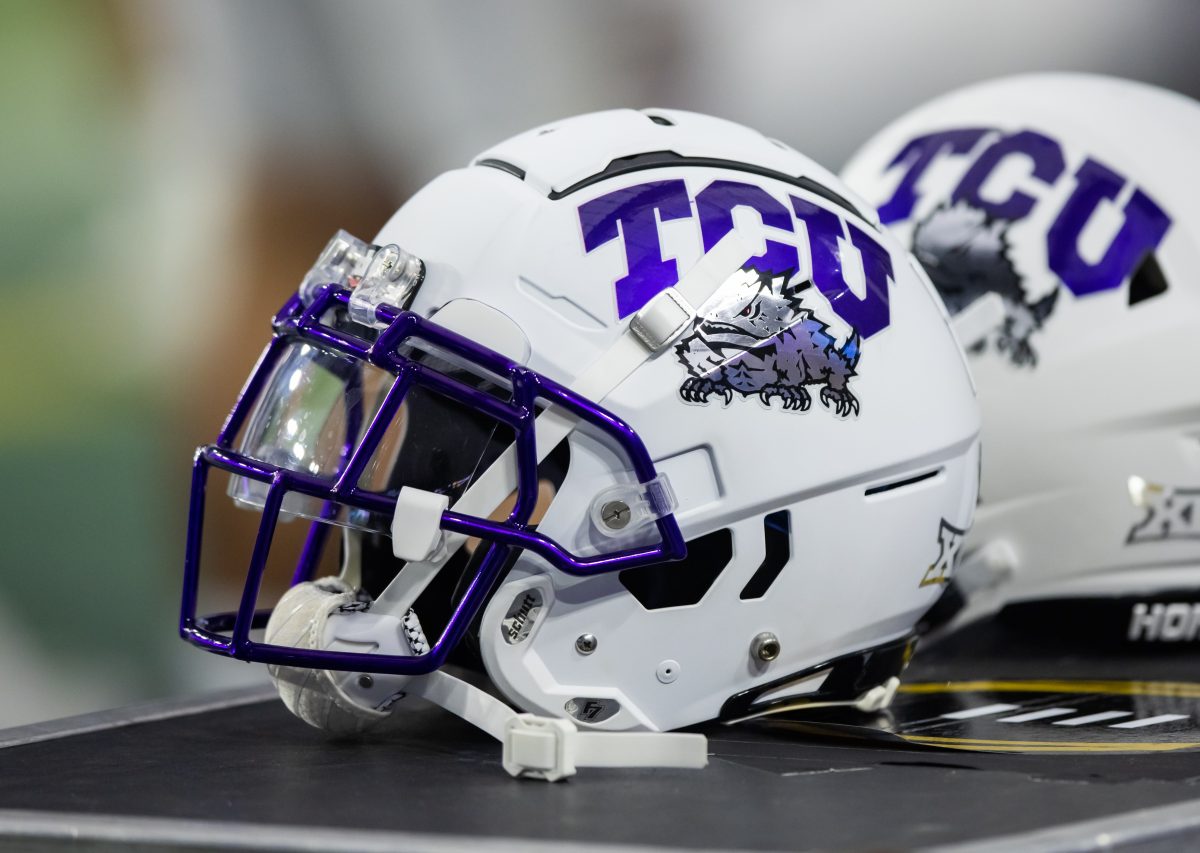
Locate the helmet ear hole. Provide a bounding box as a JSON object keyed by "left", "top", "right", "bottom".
{"left": 619, "top": 528, "right": 734, "bottom": 610}
{"left": 1128, "top": 252, "right": 1168, "bottom": 305}
{"left": 739, "top": 510, "right": 793, "bottom": 600}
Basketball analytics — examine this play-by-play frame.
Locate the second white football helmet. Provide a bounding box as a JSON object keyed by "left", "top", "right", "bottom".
{"left": 842, "top": 74, "right": 1200, "bottom": 645}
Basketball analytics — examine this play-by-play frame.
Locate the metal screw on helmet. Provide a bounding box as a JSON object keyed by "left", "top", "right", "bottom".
{"left": 375, "top": 246, "right": 400, "bottom": 277}
{"left": 751, "top": 632, "right": 781, "bottom": 662}
{"left": 600, "top": 500, "right": 631, "bottom": 530}
{"left": 575, "top": 633, "right": 598, "bottom": 655}
{"left": 357, "top": 674, "right": 374, "bottom": 689}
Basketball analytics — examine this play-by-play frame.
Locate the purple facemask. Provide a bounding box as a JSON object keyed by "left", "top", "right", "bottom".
{"left": 179, "top": 234, "right": 685, "bottom": 677}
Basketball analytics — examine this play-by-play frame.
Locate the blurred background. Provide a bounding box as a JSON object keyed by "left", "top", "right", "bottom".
{"left": 2, "top": 0, "right": 1198, "bottom": 727}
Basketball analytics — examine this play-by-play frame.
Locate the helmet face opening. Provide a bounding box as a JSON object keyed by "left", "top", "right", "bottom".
{"left": 180, "top": 283, "right": 686, "bottom": 676}
{"left": 228, "top": 338, "right": 517, "bottom": 535}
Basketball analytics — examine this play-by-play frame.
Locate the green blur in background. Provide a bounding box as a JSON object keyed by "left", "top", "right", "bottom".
{"left": 0, "top": 1, "right": 256, "bottom": 724}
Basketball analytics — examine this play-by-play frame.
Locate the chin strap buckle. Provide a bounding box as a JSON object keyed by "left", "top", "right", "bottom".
{"left": 502, "top": 714, "right": 579, "bottom": 782}
{"left": 630, "top": 287, "right": 696, "bottom": 353}
{"left": 500, "top": 711, "right": 710, "bottom": 782}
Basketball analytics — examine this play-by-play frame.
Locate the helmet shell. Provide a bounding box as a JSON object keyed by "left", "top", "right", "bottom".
{"left": 373, "top": 109, "right": 980, "bottom": 729}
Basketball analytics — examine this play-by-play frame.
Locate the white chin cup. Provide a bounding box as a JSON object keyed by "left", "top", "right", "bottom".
{"left": 264, "top": 578, "right": 402, "bottom": 737}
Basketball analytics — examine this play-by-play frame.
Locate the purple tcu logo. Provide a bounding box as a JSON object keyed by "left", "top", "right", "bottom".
{"left": 576, "top": 178, "right": 895, "bottom": 337}
{"left": 876, "top": 128, "right": 1172, "bottom": 366}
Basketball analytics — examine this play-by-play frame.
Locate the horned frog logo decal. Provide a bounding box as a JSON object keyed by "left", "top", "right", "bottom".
{"left": 675, "top": 268, "right": 861, "bottom": 417}
{"left": 913, "top": 202, "right": 1057, "bottom": 367}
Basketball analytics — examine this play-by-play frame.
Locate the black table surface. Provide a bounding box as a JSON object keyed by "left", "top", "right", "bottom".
{"left": 1, "top": 621, "right": 1197, "bottom": 852}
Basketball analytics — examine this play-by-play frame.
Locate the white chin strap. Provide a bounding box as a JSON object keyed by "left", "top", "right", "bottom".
{"left": 265, "top": 233, "right": 754, "bottom": 780}
{"left": 266, "top": 579, "right": 708, "bottom": 781}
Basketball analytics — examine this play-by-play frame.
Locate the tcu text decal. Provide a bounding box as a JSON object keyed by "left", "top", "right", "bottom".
{"left": 577, "top": 178, "right": 895, "bottom": 337}
{"left": 878, "top": 128, "right": 1172, "bottom": 299}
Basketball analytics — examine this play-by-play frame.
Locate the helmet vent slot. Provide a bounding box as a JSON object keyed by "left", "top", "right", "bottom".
{"left": 547, "top": 150, "right": 864, "bottom": 221}
{"left": 645, "top": 114, "right": 675, "bottom": 126}
{"left": 864, "top": 468, "right": 941, "bottom": 497}
{"left": 739, "top": 511, "right": 793, "bottom": 600}
{"left": 1128, "top": 252, "right": 1168, "bottom": 306}
{"left": 619, "top": 528, "right": 733, "bottom": 610}
{"left": 475, "top": 158, "right": 526, "bottom": 182}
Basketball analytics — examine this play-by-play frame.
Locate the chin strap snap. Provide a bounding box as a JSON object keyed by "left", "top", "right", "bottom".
{"left": 268, "top": 579, "right": 708, "bottom": 781}
{"left": 405, "top": 668, "right": 708, "bottom": 782}
{"left": 502, "top": 714, "right": 708, "bottom": 782}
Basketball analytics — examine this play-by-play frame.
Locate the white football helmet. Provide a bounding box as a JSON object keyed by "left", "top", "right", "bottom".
{"left": 842, "top": 74, "right": 1200, "bottom": 645}
{"left": 181, "top": 109, "right": 980, "bottom": 779}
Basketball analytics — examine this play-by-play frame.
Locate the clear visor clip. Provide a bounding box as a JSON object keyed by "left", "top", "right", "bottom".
{"left": 348, "top": 243, "right": 426, "bottom": 327}
{"left": 298, "top": 230, "right": 426, "bottom": 327}
{"left": 590, "top": 474, "right": 677, "bottom": 538}
{"left": 299, "top": 230, "right": 375, "bottom": 305}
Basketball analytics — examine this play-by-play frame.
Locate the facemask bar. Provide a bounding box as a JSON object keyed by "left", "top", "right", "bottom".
{"left": 180, "top": 284, "right": 687, "bottom": 676}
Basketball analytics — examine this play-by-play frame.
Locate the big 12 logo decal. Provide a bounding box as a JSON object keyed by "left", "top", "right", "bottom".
{"left": 576, "top": 178, "right": 892, "bottom": 417}
{"left": 872, "top": 128, "right": 1172, "bottom": 366}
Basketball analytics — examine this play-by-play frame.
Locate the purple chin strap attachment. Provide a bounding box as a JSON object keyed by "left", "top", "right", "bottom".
{"left": 180, "top": 284, "right": 686, "bottom": 676}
